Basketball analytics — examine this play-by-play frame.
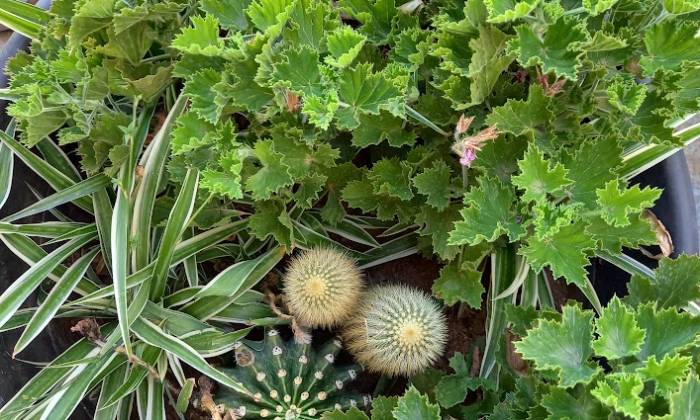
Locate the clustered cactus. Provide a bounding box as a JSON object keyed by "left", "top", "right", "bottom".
{"left": 343, "top": 285, "right": 448, "bottom": 377}
{"left": 215, "top": 329, "right": 369, "bottom": 419}
{"left": 280, "top": 247, "right": 447, "bottom": 378}
{"left": 283, "top": 248, "right": 363, "bottom": 328}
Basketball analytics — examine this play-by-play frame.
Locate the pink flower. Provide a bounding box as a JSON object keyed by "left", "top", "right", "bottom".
{"left": 460, "top": 148, "right": 477, "bottom": 167}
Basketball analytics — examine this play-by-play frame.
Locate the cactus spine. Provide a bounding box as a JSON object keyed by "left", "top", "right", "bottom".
{"left": 343, "top": 284, "right": 447, "bottom": 377}
{"left": 283, "top": 248, "right": 363, "bottom": 328}
{"left": 215, "top": 329, "right": 370, "bottom": 419}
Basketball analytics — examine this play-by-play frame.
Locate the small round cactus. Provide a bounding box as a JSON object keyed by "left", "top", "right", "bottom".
{"left": 215, "top": 329, "right": 370, "bottom": 419}
{"left": 283, "top": 247, "right": 363, "bottom": 328}
{"left": 343, "top": 284, "right": 447, "bottom": 377}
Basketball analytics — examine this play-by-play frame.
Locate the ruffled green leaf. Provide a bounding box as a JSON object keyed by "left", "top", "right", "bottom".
{"left": 171, "top": 15, "right": 224, "bottom": 57}
{"left": 521, "top": 221, "right": 595, "bottom": 287}
{"left": 640, "top": 20, "right": 700, "bottom": 76}
{"left": 638, "top": 354, "right": 692, "bottom": 395}
{"left": 509, "top": 16, "right": 587, "bottom": 80}
{"left": 412, "top": 160, "right": 453, "bottom": 211}
{"left": 515, "top": 304, "right": 600, "bottom": 388}
{"left": 484, "top": 0, "right": 539, "bottom": 23}
{"left": 626, "top": 255, "right": 700, "bottom": 309}
{"left": 592, "top": 296, "right": 645, "bottom": 360}
{"left": 433, "top": 259, "right": 484, "bottom": 308}
{"left": 448, "top": 176, "right": 525, "bottom": 246}
{"left": 512, "top": 143, "right": 572, "bottom": 202}
{"left": 245, "top": 140, "right": 293, "bottom": 200}
{"left": 339, "top": 0, "right": 396, "bottom": 43}
{"left": 486, "top": 85, "right": 552, "bottom": 139}
{"left": 392, "top": 386, "right": 441, "bottom": 420}
{"left": 596, "top": 180, "right": 661, "bottom": 227}
{"left": 325, "top": 26, "right": 367, "bottom": 68}
{"left": 591, "top": 373, "right": 644, "bottom": 420}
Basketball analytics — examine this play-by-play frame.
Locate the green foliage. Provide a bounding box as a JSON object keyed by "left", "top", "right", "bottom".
{"left": 1, "top": 0, "right": 700, "bottom": 418}
{"left": 506, "top": 261, "right": 700, "bottom": 419}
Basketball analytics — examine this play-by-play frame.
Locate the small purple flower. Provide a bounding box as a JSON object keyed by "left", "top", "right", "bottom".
{"left": 460, "top": 147, "right": 477, "bottom": 167}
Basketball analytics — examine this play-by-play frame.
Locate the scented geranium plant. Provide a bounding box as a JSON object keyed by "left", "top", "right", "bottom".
{"left": 0, "top": 0, "right": 699, "bottom": 418}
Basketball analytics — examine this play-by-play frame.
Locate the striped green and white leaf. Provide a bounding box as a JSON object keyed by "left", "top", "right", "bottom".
{"left": 13, "top": 248, "right": 100, "bottom": 356}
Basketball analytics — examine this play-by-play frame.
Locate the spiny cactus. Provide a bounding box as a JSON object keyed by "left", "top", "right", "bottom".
{"left": 343, "top": 284, "right": 447, "bottom": 377}
{"left": 283, "top": 247, "right": 363, "bottom": 328}
{"left": 215, "top": 329, "right": 370, "bottom": 419}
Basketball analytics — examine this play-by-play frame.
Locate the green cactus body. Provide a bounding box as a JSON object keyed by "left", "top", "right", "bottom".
{"left": 343, "top": 284, "right": 448, "bottom": 377}
{"left": 215, "top": 329, "right": 370, "bottom": 419}
{"left": 283, "top": 248, "right": 363, "bottom": 328}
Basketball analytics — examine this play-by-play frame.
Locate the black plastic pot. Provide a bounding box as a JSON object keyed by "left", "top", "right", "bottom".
{"left": 591, "top": 148, "right": 699, "bottom": 304}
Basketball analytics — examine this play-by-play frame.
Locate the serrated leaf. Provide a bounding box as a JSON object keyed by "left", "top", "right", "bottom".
{"left": 515, "top": 304, "right": 601, "bottom": 388}
{"left": 292, "top": 173, "right": 327, "bottom": 209}
{"left": 638, "top": 354, "right": 692, "bottom": 395}
{"left": 596, "top": 180, "right": 661, "bottom": 227}
{"left": 591, "top": 373, "right": 644, "bottom": 420}
{"left": 247, "top": 0, "right": 296, "bottom": 33}
{"left": 339, "top": 0, "right": 396, "bottom": 43}
{"left": 351, "top": 112, "right": 416, "bottom": 148}
{"left": 245, "top": 140, "right": 293, "bottom": 200}
{"left": 371, "top": 395, "right": 398, "bottom": 420}
{"left": 248, "top": 200, "right": 293, "bottom": 247}
{"left": 368, "top": 158, "right": 414, "bottom": 201}
{"left": 183, "top": 68, "right": 223, "bottom": 124}
{"left": 284, "top": 1, "right": 331, "bottom": 49}
{"left": 512, "top": 143, "right": 572, "bottom": 202}
{"left": 663, "top": 0, "right": 700, "bottom": 14}
{"left": 171, "top": 15, "right": 224, "bottom": 56}
{"left": 303, "top": 92, "right": 340, "bottom": 130}
{"left": 448, "top": 176, "right": 525, "bottom": 246}
{"left": 607, "top": 76, "right": 647, "bottom": 115}
{"left": 583, "top": 0, "right": 619, "bottom": 15}
{"left": 392, "top": 386, "right": 441, "bottom": 420}
{"left": 271, "top": 46, "right": 326, "bottom": 97}
{"left": 671, "top": 64, "right": 700, "bottom": 118}
{"left": 592, "top": 296, "right": 645, "bottom": 360}
{"left": 486, "top": 84, "right": 552, "bottom": 139}
{"left": 467, "top": 25, "right": 514, "bottom": 105}
{"left": 336, "top": 63, "right": 404, "bottom": 130}
{"left": 413, "top": 160, "right": 453, "bottom": 211}
{"left": 484, "top": 0, "right": 539, "bottom": 23}
{"left": 635, "top": 303, "right": 700, "bottom": 360}
{"left": 521, "top": 221, "right": 595, "bottom": 287}
{"left": 509, "top": 16, "right": 587, "bottom": 80}
{"left": 325, "top": 26, "right": 367, "bottom": 68}
{"left": 224, "top": 57, "right": 274, "bottom": 112}
{"left": 640, "top": 20, "right": 700, "bottom": 76}
{"left": 433, "top": 259, "right": 484, "bottom": 307}
{"left": 200, "top": 0, "right": 250, "bottom": 30}
{"left": 542, "top": 388, "right": 610, "bottom": 420}
{"left": 626, "top": 255, "right": 700, "bottom": 309}
{"left": 563, "top": 136, "right": 622, "bottom": 209}
{"left": 666, "top": 374, "right": 700, "bottom": 419}
{"left": 415, "top": 205, "right": 462, "bottom": 261}
{"left": 322, "top": 407, "right": 370, "bottom": 420}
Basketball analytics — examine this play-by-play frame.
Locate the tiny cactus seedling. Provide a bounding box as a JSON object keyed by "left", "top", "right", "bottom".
{"left": 215, "top": 329, "right": 370, "bottom": 419}
{"left": 283, "top": 247, "right": 363, "bottom": 328}
{"left": 343, "top": 284, "right": 447, "bottom": 377}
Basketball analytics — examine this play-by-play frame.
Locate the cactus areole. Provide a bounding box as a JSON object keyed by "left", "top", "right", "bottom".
{"left": 215, "top": 329, "right": 370, "bottom": 419}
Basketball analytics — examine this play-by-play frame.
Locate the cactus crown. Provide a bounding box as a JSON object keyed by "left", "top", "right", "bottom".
{"left": 215, "top": 329, "right": 370, "bottom": 419}
{"left": 283, "top": 248, "right": 363, "bottom": 328}
{"left": 343, "top": 284, "right": 447, "bottom": 377}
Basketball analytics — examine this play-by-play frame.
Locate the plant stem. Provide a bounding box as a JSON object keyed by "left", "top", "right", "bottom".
{"left": 405, "top": 105, "right": 450, "bottom": 137}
